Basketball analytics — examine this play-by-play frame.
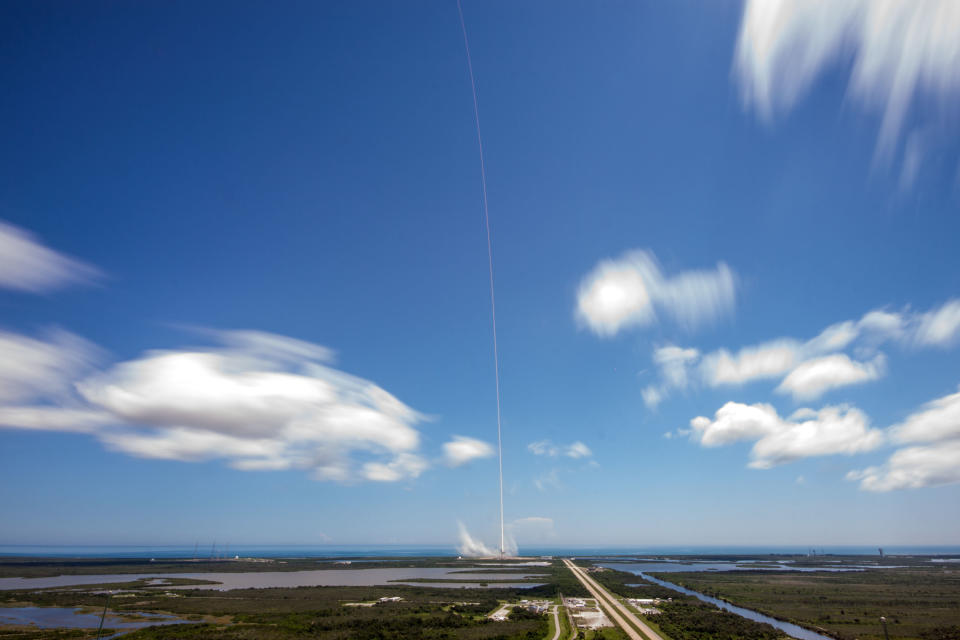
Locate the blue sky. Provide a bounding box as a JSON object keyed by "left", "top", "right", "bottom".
{"left": 1, "top": 0, "right": 959, "bottom": 549}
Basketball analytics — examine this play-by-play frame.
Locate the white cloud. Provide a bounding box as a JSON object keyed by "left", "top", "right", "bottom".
{"left": 701, "top": 313, "right": 894, "bottom": 388}
{"left": 735, "top": 0, "right": 960, "bottom": 161}
{"left": 442, "top": 436, "right": 495, "bottom": 467}
{"left": 690, "top": 401, "right": 883, "bottom": 468}
{"left": 698, "top": 302, "right": 956, "bottom": 391}
{"left": 362, "top": 453, "right": 429, "bottom": 483}
{"left": 690, "top": 402, "right": 782, "bottom": 447}
{"left": 527, "top": 439, "right": 592, "bottom": 459}
{"left": 848, "top": 441, "right": 960, "bottom": 491}
{"left": 0, "top": 329, "right": 435, "bottom": 483}
{"left": 749, "top": 405, "right": 881, "bottom": 468}
{"left": 527, "top": 440, "right": 558, "bottom": 456}
{"left": 913, "top": 300, "right": 960, "bottom": 347}
{"left": 700, "top": 340, "right": 800, "bottom": 386}
{"left": 0, "top": 406, "right": 113, "bottom": 433}
{"left": 654, "top": 345, "right": 699, "bottom": 388}
{"left": 804, "top": 321, "right": 859, "bottom": 354}
{"left": 533, "top": 469, "right": 561, "bottom": 492}
{"left": 576, "top": 250, "right": 735, "bottom": 336}
{"left": 858, "top": 310, "right": 905, "bottom": 338}
{"left": 100, "top": 427, "right": 285, "bottom": 462}
{"left": 776, "top": 353, "right": 886, "bottom": 401}
{"left": 641, "top": 385, "right": 663, "bottom": 410}
{"left": 565, "top": 441, "right": 592, "bottom": 458}
{"left": 0, "top": 329, "right": 101, "bottom": 403}
{"left": 890, "top": 385, "right": 960, "bottom": 444}
{"left": 0, "top": 221, "right": 101, "bottom": 292}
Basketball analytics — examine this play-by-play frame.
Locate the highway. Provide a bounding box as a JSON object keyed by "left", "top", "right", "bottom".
{"left": 563, "top": 558, "right": 664, "bottom": 640}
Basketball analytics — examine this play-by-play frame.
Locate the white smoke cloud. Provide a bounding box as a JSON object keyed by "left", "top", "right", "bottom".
{"left": 0, "top": 220, "right": 102, "bottom": 293}
{"left": 457, "top": 521, "right": 516, "bottom": 557}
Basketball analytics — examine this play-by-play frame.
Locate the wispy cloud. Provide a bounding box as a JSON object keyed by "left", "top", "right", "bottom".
{"left": 527, "top": 439, "right": 593, "bottom": 459}
{"left": 642, "top": 345, "right": 700, "bottom": 409}
{"left": 694, "top": 301, "right": 957, "bottom": 399}
{"left": 0, "top": 329, "right": 102, "bottom": 403}
{"left": 533, "top": 469, "right": 561, "bottom": 492}
{"left": 734, "top": 0, "right": 960, "bottom": 169}
{"left": 0, "top": 220, "right": 102, "bottom": 293}
{"left": 913, "top": 300, "right": 960, "bottom": 348}
{"left": 576, "top": 250, "right": 735, "bottom": 337}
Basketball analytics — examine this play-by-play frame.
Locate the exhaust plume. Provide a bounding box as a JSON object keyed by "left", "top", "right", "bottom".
{"left": 457, "top": 521, "right": 516, "bottom": 557}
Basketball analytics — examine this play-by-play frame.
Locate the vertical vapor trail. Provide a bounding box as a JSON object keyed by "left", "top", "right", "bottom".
{"left": 456, "top": 0, "right": 505, "bottom": 558}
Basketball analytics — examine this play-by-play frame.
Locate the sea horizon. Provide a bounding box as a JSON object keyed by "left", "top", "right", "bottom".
{"left": 1, "top": 544, "right": 958, "bottom": 559}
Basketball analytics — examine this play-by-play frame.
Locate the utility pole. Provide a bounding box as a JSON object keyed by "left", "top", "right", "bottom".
{"left": 95, "top": 592, "right": 111, "bottom": 640}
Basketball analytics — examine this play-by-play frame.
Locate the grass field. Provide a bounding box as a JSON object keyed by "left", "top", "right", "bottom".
{"left": 656, "top": 568, "right": 960, "bottom": 640}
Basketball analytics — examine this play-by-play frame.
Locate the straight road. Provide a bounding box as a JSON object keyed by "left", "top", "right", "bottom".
{"left": 563, "top": 558, "right": 664, "bottom": 640}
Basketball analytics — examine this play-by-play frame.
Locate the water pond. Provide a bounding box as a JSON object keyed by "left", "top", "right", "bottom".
{"left": 600, "top": 559, "right": 890, "bottom": 573}
{"left": 0, "top": 605, "right": 188, "bottom": 634}
{"left": 0, "top": 568, "right": 547, "bottom": 591}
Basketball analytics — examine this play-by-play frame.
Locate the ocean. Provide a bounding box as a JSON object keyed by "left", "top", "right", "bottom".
{"left": 0, "top": 544, "right": 957, "bottom": 558}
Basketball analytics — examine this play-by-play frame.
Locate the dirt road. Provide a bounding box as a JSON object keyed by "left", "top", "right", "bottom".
{"left": 550, "top": 604, "right": 562, "bottom": 640}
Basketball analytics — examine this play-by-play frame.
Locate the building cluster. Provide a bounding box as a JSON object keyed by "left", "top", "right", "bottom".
{"left": 378, "top": 596, "right": 403, "bottom": 603}
{"left": 518, "top": 599, "right": 550, "bottom": 614}
{"left": 626, "top": 597, "right": 667, "bottom": 615}
{"left": 490, "top": 600, "right": 551, "bottom": 621}
{"left": 564, "top": 597, "right": 611, "bottom": 630}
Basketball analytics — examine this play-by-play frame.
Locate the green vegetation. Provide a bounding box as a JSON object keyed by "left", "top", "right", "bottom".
{"left": 576, "top": 564, "right": 787, "bottom": 640}
{"left": 0, "top": 630, "right": 114, "bottom": 640}
{"left": 2, "top": 580, "right": 551, "bottom": 639}
{"left": 657, "top": 567, "right": 960, "bottom": 640}
{"left": 523, "top": 565, "right": 589, "bottom": 599}
{"left": 652, "top": 601, "right": 787, "bottom": 640}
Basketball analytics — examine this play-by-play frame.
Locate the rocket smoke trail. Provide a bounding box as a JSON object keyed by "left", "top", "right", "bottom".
{"left": 456, "top": 0, "right": 505, "bottom": 558}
